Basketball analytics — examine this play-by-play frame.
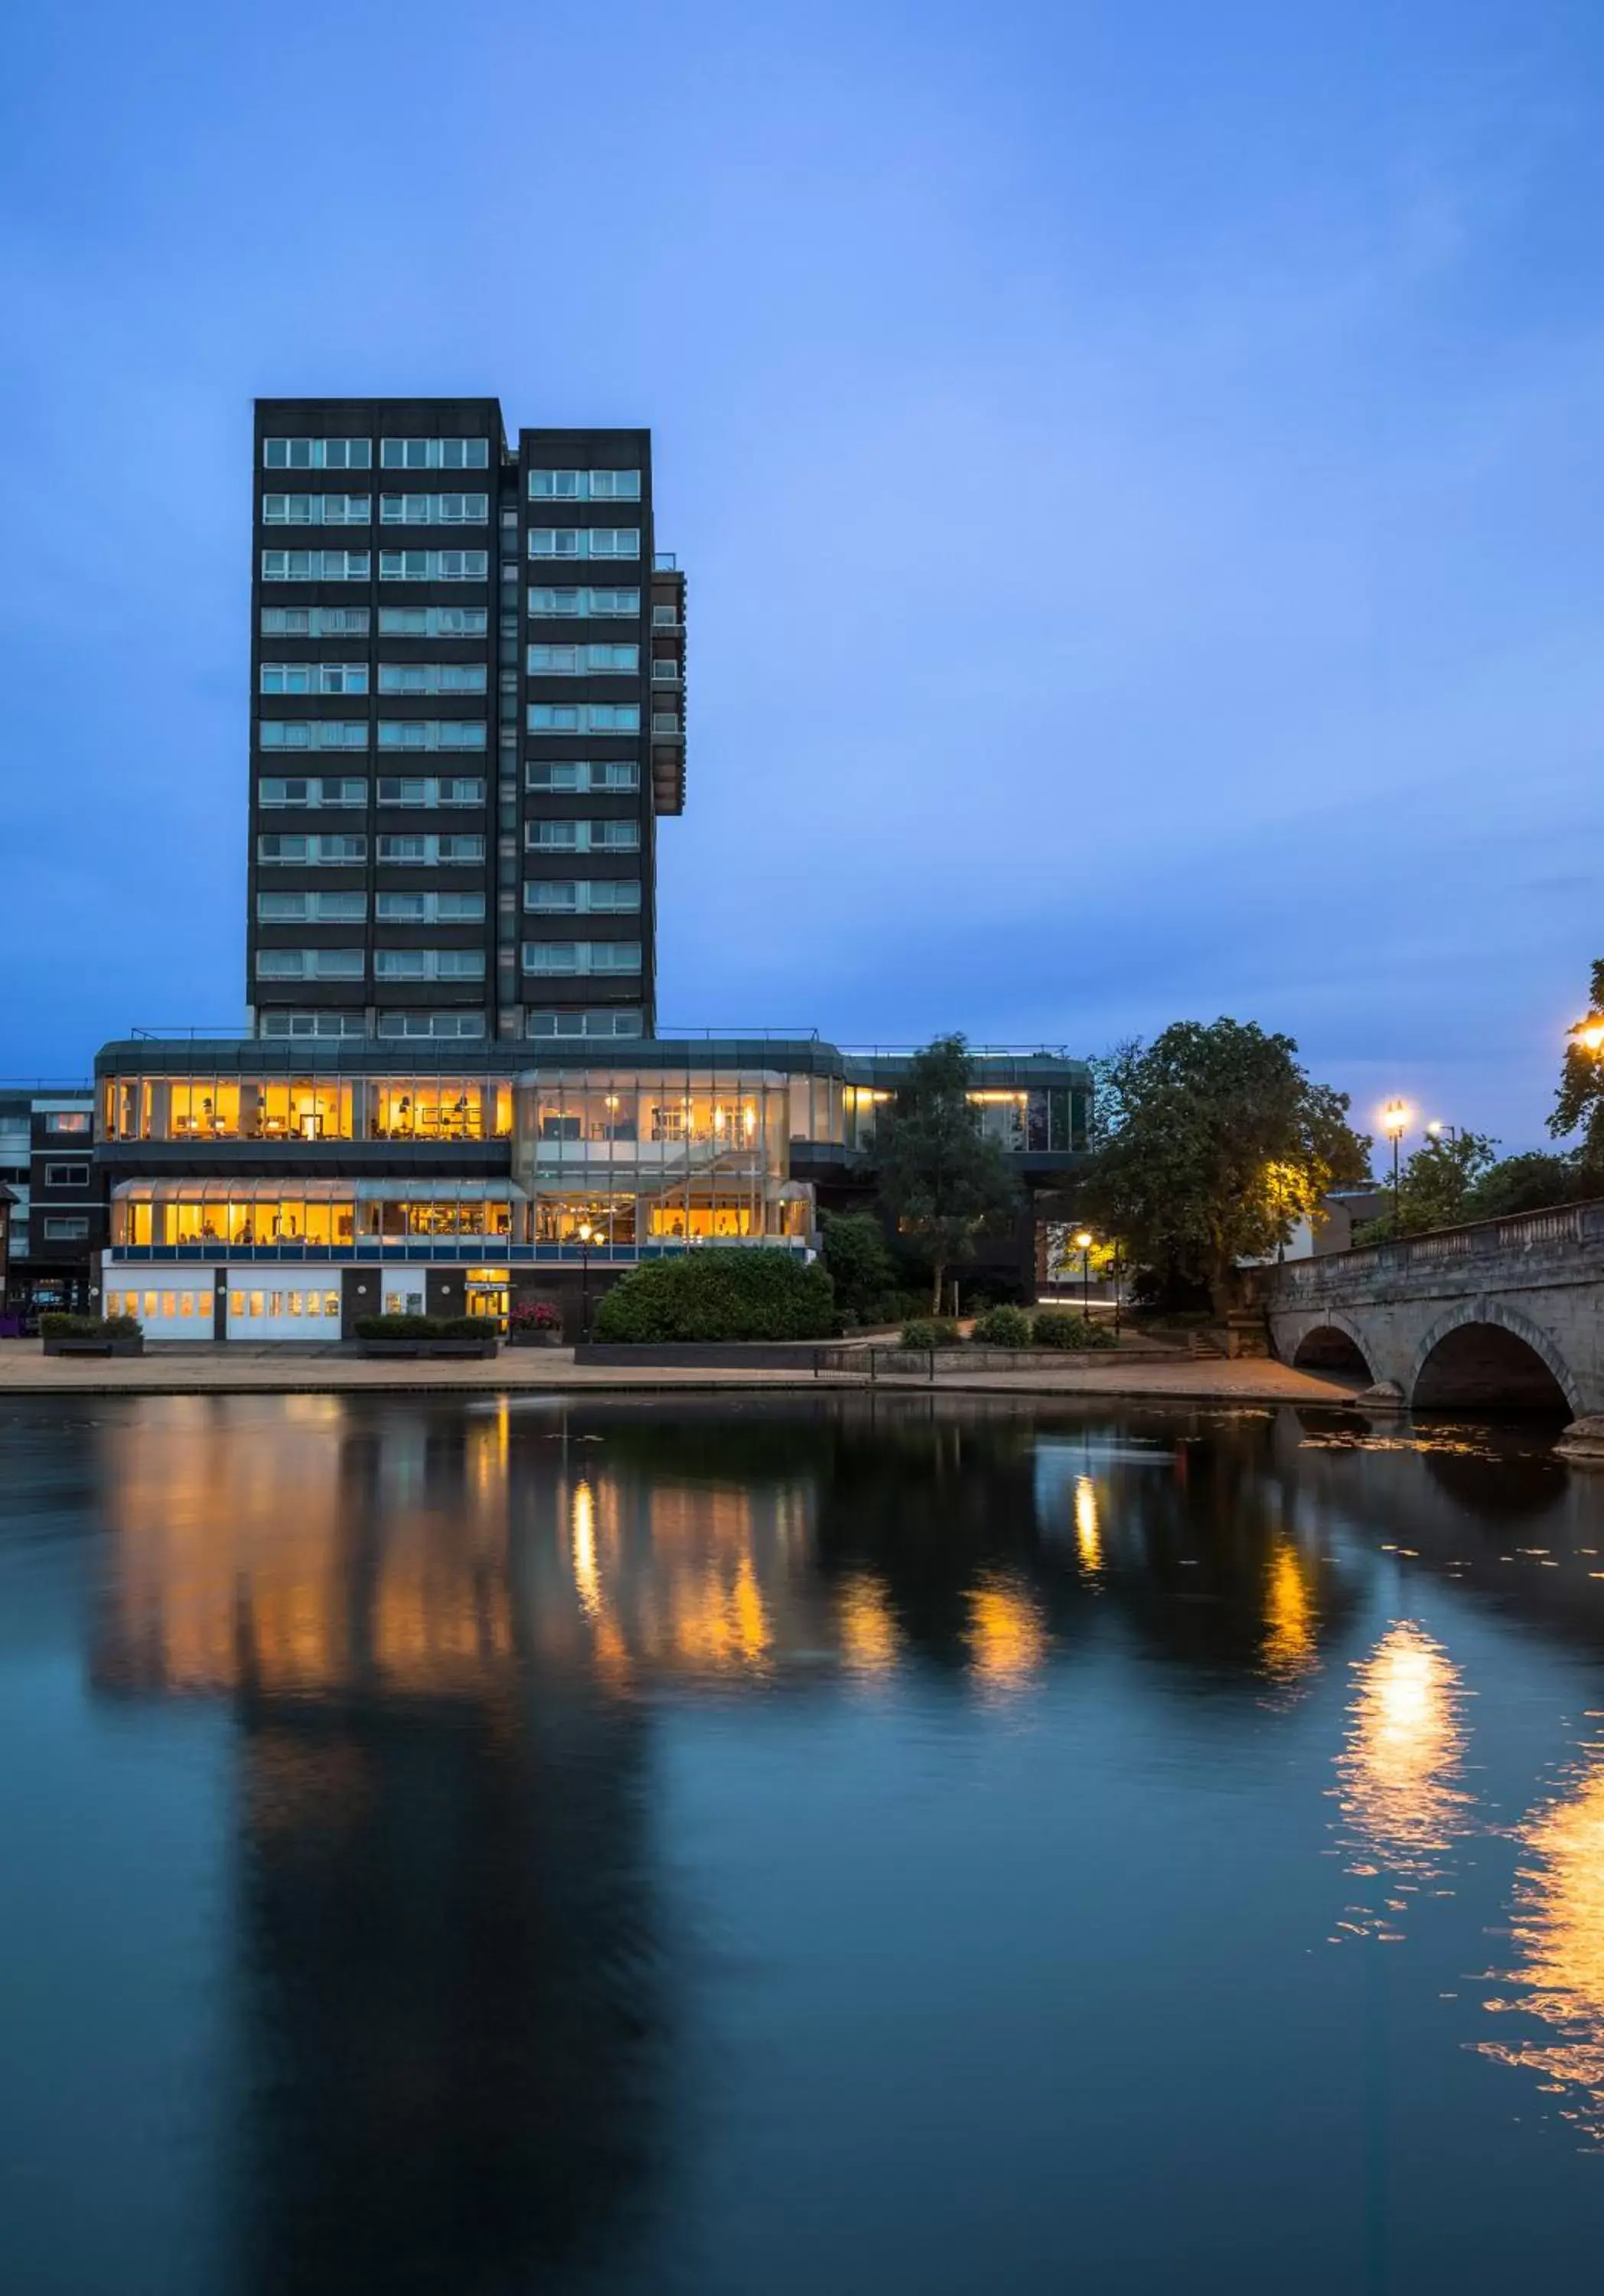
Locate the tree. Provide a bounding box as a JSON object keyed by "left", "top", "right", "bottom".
{"left": 1082, "top": 1019, "right": 1368, "bottom": 1309}
{"left": 1465, "top": 1150, "right": 1586, "bottom": 1221}
{"left": 818, "top": 1210, "right": 898, "bottom": 1322}
{"left": 1549, "top": 958, "right": 1604, "bottom": 1166}
{"left": 1394, "top": 1130, "right": 1498, "bottom": 1233}
{"left": 872, "top": 1035, "right": 1019, "bottom": 1312}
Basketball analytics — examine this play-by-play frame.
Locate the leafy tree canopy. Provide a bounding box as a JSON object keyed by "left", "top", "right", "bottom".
{"left": 1465, "top": 1150, "right": 1589, "bottom": 1221}
{"left": 873, "top": 1034, "right": 1019, "bottom": 1311}
{"left": 818, "top": 1210, "right": 898, "bottom": 1321}
{"left": 1082, "top": 1020, "right": 1368, "bottom": 1303}
{"left": 1549, "top": 957, "right": 1604, "bottom": 1165}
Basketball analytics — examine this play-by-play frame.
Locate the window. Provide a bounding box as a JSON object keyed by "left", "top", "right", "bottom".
{"left": 376, "top": 891, "right": 485, "bottom": 923}
{"left": 527, "top": 469, "right": 641, "bottom": 501}
{"left": 259, "top": 663, "right": 370, "bottom": 696}
{"left": 523, "top": 879, "right": 641, "bottom": 913}
{"left": 259, "top": 1012, "right": 367, "bottom": 1039}
{"left": 264, "top": 437, "right": 371, "bottom": 469}
{"left": 377, "top": 664, "right": 487, "bottom": 695}
{"left": 43, "top": 1215, "right": 90, "bottom": 1241}
{"left": 377, "top": 1011, "right": 487, "bottom": 1039}
{"left": 380, "top": 438, "right": 490, "bottom": 469}
{"left": 524, "top": 758, "right": 639, "bottom": 794}
{"left": 377, "top": 776, "right": 485, "bottom": 808}
{"left": 262, "top": 493, "right": 370, "bottom": 526}
{"left": 43, "top": 1163, "right": 90, "bottom": 1187}
{"left": 256, "top": 891, "right": 367, "bottom": 922}
{"left": 256, "top": 948, "right": 365, "bottom": 980}
{"left": 527, "top": 528, "right": 641, "bottom": 560}
{"left": 257, "top": 833, "right": 367, "bottom": 863}
{"left": 376, "top": 833, "right": 484, "bottom": 863}
{"left": 652, "top": 604, "right": 680, "bottom": 628}
{"left": 521, "top": 941, "right": 641, "bottom": 975}
{"left": 380, "top": 493, "right": 489, "bottom": 525}
{"left": 378, "top": 605, "right": 488, "bottom": 638}
{"left": 44, "top": 1111, "right": 91, "bottom": 1134}
{"left": 526, "top": 644, "right": 639, "bottom": 674}
{"left": 259, "top": 719, "right": 369, "bottom": 750}
{"left": 377, "top": 719, "right": 486, "bottom": 749}
{"left": 526, "top": 1008, "right": 643, "bottom": 1039}
{"left": 652, "top": 713, "right": 683, "bottom": 735}
{"left": 262, "top": 606, "right": 370, "bottom": 637}
{"left": 652, "top": 658, "right": 680, "bottom": 682}
{"left": 525, "top": 818, "right": 639, "bottom": 851}
{"left": 374, "top": 948, "right": 486, "bottom": 980}
{"left": 261, "top": 550, "right": 371, "bottom": 581}
{"left": 258, "top": 778, "right": 367, "bottom": 808}
{"left": 379, "top": 550, "right": 488, "bottom": 581}
{"left": 527, "top": 586, "right": 641, "bottom": 618}
{"left": 526, "top": 702, "right": 640, "bottom": 734}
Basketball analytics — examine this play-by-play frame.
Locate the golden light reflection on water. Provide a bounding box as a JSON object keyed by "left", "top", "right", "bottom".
{"left": 1074, "top": 1477, "right": 1103, "bottom": 1578}
{"left": 571, "top": 1480, "right": 602, "bottom": 1620}
{"left": 838, "top": 1573, "right": 898, "bottom": 1678}
{"left": 1334, "top": 1621, "right": 1471, "bottom": 1937}
{"left": 1479, "top": 1752, "right": 1604, "bottom": 2144}
{"left": 1261, "top": 1539, "right": 1317, "bottom": 1682}
{"left": 967, "top": 1577, "right": 1048, "bottom": 1694}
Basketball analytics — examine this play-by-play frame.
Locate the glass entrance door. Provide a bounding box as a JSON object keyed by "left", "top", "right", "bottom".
{"left": 465, "top": 1268, "right": 510, "bottom": 1331}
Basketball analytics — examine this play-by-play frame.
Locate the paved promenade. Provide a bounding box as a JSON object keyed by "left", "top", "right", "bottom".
{"left": 0, "top": 1341, "right": 1361, "bottom": 1405}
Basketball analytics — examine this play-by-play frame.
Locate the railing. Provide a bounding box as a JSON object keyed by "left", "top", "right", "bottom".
{"left": 129, "top": 1027, "right": 253, "bottom": 1042}
{"left": 1274, "top": 1199, "right": 1598, "bottom": 1290}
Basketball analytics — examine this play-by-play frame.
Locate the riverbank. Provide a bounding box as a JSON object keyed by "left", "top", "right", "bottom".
{"left": 0, "top": 1339, "right": 1362, "bottom": 1404}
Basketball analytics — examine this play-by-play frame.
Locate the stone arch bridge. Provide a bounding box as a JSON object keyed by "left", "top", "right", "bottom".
{"left": 1263, "top": 1202, "right": 1604, "bottom": 1414}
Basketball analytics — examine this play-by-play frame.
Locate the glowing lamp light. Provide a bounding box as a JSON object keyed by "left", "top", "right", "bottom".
{"left": 1073, "top": 1230, "right": 1094, "bottom": 1251}
{"left": 1578, "top": 1020, "right": 1604, "bottom": 1055}
{"left": 1381, "top": 1099, "right": 1410, "bottom": 1139}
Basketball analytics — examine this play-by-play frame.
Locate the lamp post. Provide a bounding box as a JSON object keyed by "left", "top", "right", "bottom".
{"left": 1424, "top": 1120, "right": 1459, "bottom": 1145}
{"left": 1381, "top": 1101, "right": 1410, "bottom": 1232}
{"left": 576, "top": 1219, "right": 595, "bottom": 1340}
{"left": 1074, "top": 1228, "right": 1094, "bottom": 1322}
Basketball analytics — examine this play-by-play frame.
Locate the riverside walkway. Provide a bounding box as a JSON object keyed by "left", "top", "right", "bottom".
{"left": 0, "top": 1340, "right": 1358, "bottom": 1406}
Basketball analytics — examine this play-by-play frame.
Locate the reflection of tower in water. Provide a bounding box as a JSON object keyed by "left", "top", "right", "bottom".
{"left": 90, "top": 1401, "right": 676, "bottom": 2295}
{"left": 1479, "top": 1748, "right": 1604, "bottom": 2144}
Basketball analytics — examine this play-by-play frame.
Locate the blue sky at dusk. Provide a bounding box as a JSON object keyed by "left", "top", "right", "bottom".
{"left": 3, "top": 0, "right": 1602, "bottom": 1148}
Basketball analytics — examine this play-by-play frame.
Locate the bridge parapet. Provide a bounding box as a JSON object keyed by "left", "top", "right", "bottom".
{"left": 1270, "top": 1199, "right": 1604, "bottom": 1305}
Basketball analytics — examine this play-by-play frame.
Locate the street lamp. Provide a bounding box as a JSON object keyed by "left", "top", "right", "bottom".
{"left": 1074, "top": 1228, "right": 1094, "bottom": 1321}
{"left": 1424, "top": 1120, "right": 1459, "bottom": 1144}
{"left": 1380, "top": 1101, "right": 1410, "bottom": 1231}
{"left": 1577, "top": 1019, "right": 1604, "bottom": 1055}
{"left": 576, "top": 1218, "right": 595, "bottom": 1340}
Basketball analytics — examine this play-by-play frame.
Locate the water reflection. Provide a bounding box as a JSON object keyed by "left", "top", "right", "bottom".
{"left": 1335, "top": 1621, "right": 1472, "bottom": 1936}
{"left": 10, "top": 1394, "right": 1604, "bottom": 2292}
{"left": 1481, "top": 1747, "right": 1604, "bottom": 2144}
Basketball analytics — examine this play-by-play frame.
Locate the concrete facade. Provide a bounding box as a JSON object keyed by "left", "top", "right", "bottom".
{"left": 1263, "top": 1200, "right": 1604, "bottom": 1413}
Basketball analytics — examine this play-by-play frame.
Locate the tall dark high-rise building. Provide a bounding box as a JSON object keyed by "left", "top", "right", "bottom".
{"left": 247, "top": 398, "right": 685, "bottom": 1047}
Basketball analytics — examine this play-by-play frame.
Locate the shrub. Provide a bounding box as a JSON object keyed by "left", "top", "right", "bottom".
{"left": 820, "top": 1212, "right": 898, "bottom": 1321}
{"left": 971, "top": 1303, "right": 1032, "bottom": 1348}
{"left": 355, "top": 1313, "right": 442, "bottom": 1339}
{"left": 1032, "top": 1309, "right": 1115, "bottom": 1351}
{"left": 509, "top": 1298, "right": 562, "bottom": 1333}
{"left": 899, "top": 1316, "right": 963, "bottom": 1349}
{"left": 438, "top": 1316, "right": 487, "bottom": 1339}
{"left": 592, "top": 1249, "right": 836, "bottom": 1343}
{"left": 41, "top": 1312, "right": 140, "bottom": 1339}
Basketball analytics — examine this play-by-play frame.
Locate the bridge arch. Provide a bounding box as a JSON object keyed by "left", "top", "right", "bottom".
{"left": 1287, "top": 1312, "right": 1376, "bottom": 1381}
{"left": 1407, "top": 1299, "right": 1580, "bottom": 1416}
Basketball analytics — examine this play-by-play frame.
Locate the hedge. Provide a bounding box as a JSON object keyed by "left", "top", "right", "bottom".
{"left": 1032, "top": 1309, "right": 1116, "bottom": 1351}
{"left": 41, "top": 1313, "right": 142, "bottom": 1339}
{"left": 354, "top": 1313, "right": 484, "bottom": 1341}
{"left": 970, "top": 1304, "right": 1033, "bottom": 1348}
{"left": 592, "top": 1249, "right": 835, "bottom": 1342}
{"left": 898, "top": 1316, "right": 963, "bottom": 1349}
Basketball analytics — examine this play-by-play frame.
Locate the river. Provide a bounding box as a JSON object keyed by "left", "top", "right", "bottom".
{"left": 2, "top": 1391, "right": 1601, "bottom": 2294}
